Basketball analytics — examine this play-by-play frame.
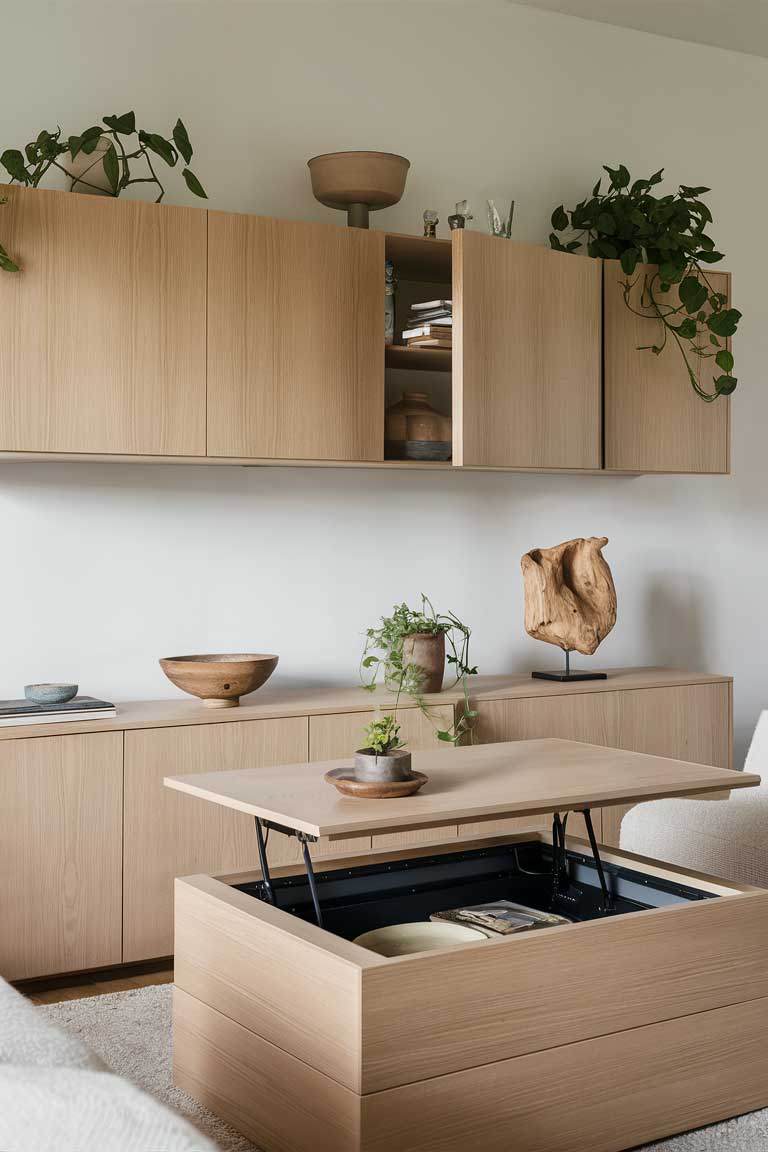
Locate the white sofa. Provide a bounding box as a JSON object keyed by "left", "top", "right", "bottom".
{"left": 0, "top": 978, "right": 214, "bottom": 1152}
{"left": 621, "top": 710, "right": 768, "bottom": 886}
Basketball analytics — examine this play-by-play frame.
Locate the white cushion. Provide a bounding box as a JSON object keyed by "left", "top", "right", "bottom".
{"left": 620, "top": 711, "right": 768, "bottom": 886}
{"left": 0, "top": 978, "right": 215, "bottom": 1152}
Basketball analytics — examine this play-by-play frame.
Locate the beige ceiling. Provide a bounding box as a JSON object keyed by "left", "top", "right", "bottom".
{"left": 512, "top": 0, "right": 768, "bottom": 57}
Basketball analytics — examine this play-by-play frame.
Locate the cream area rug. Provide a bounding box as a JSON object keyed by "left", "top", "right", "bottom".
{"left": 40, "top": 985, "right": 768, "bottom": 1152}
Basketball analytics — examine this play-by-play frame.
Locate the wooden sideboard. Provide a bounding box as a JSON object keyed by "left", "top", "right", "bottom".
{"left": 0, "top": 185, "right": 731, "bottom": 474}
{"left": 0, "top": 668, "right": 732, "bottom": 982}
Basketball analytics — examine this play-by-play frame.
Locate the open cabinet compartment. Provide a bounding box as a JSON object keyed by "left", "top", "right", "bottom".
{"left": 173, "top": 829, "right": 768, "bottom": 1152}
{"left": 383, "top": 233, "right": 453, "bottom": 464}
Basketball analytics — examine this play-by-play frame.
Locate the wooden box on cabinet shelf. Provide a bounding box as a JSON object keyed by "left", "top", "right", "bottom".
{"left": 170, "top": 739, "right": 767, "bottom": 1152}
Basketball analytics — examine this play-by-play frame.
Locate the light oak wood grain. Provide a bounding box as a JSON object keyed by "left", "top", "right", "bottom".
{"left": 604, "top": 262, "right": 730, "bottom": 473}
{"left": 359, "top": 884, "right": 768, "bottom": 1090}
{"left": 164, "top": 737, "right": 756, "bottom": 841}
{"left": 309, "top": 706, "right": 457, "bottom": 850}
{"left": 452, "top": 233, "right": 601, "bottom": 468}
{"left": 207, "top": 212, "right": 384, "bottom": 460}
{"left": 361, "top": 997, "right": 768, "bottom": 1152}
{"left": 174, "top": 875, "right": 377, "bottom": 1092}
{"left": 123, "top": 718, "right": 307, "bottom": 962}
{"left": 173, "top": 987, "right": 361, "bottom": 1152}
{"left": 0, "top": 185, "right": 206, "bottom": 455}
{"left": 0, "top": 668, "right": 728, "bottom": 742}
{"left": 601, "top": 680, "right": 733, "bottom": 845}
{"left": 0, "top": 732, "right": 122, "bottom": 980}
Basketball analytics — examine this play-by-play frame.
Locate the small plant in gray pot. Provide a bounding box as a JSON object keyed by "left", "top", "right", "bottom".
{"left": 354, "top": 714, "right": 412, "bottom": 783}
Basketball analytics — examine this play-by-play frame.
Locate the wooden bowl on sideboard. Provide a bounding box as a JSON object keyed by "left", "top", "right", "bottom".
{"left": 159, "top": 653, "right": 279, "bottom": 708}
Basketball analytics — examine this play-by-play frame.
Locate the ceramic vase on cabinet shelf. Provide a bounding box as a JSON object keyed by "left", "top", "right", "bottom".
{"left": 385, "top": 392, "right": 452, "bottom": 461}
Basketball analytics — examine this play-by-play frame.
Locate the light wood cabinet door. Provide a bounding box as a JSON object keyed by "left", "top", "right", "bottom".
{"left": 310, "top": 705, "right": 456, "bottom": 850}
{"left": 459, "top": 694, "right": 617, "bottom": 841}
{"left": 123, "top": 718, "right": 307, "bottom": 962}
{"left": 452, "top": 233, "right": 602, "bottom": 468}
{"left": 0, "top": 732, "right": 122, "bottom": 980}
{"left": 0, "top": 185, "right": 206, "bottom": 455}
{"left": 207, "top": 213, "right": 384, "bottom": 460}
{"left": 601, "top": 682, "right": 733, "bottom": 846}
{"left": 604, "top": 262, "right": 730, "bottom": 473}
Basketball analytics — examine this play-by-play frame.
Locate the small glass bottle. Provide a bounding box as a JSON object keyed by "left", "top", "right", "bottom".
{"left": 384, "top": 259, "right": 396, "bottom": 346}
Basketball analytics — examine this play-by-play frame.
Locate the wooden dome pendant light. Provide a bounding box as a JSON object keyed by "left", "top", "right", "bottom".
{"left": 521, "top": 536, "right": 617, "bottom": 681}
{"left": 307, "top": 151, "right": 410, "bottom": 228}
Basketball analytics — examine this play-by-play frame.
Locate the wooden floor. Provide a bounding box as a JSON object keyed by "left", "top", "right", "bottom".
{"left": 18, "top": 961, "right": 174, "bottom": 1005}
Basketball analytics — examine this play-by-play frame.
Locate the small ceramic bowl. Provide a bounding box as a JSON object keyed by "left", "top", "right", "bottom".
{"left": 24, "top": 683, "right": 78, "bottom": 705}
{"left": 353, "top": 921, "right": 486, "bottom": 957}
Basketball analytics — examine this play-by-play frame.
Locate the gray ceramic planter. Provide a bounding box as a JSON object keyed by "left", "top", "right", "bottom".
{"left": 354, "top": 748, "right": 413, "bottom": 783}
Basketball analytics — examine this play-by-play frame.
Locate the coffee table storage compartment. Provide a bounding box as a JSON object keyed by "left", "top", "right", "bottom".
{"left": 173, "top": 832, "right": 768, "bottom": 1152}
{"left": 168, "top": 739, "right": 765, "bottom": 1151}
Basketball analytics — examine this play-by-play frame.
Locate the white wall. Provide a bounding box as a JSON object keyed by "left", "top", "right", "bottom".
{"left": 2, "top": 1, "right": 766, "bottom": 763}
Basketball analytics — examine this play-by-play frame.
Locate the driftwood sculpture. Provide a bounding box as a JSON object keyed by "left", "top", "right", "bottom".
{"left": 521, "top": 537, "right": 617, "bottom": 656}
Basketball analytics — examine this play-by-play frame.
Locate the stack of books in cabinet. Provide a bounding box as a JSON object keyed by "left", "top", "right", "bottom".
{"left": 402, "top": 299, "right": 452, "bottom": 349}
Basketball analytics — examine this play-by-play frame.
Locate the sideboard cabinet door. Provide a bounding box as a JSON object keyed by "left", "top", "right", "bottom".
{"left": 207, "top": 213, "right": 384, "bottom": 461}
{"left": 604, "top": 262, "right": 730, "bottom": 473}
{"left": 123, "top": 717, "right": 308, "bottom": 963}
{"left": 601, "top": 682, "right": 733, "bottom": 846}
{"left": 452, "top": 233, "right": 602, "bottom": 469}
{"left": 0, "top": 185, "right": 207, "bottom": 455}
{"left": 0, "top": 732, "right": 122, "bottom": 980}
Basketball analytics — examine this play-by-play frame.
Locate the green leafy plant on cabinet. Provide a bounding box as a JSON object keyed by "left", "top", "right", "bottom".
{"left": 550, "top": 165, "right": 739, "bottom": 401}
{"left": 1, "top": 112, "right": 207, "bottom": 206}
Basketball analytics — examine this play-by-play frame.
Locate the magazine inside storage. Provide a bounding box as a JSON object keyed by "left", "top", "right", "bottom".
{"left": 233, "top": 837, "right": 720, "bottom": 946}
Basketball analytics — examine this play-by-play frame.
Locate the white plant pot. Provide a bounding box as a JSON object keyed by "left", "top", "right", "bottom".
{"left": 62, "top": 138, "right": 114, "bottom": 196}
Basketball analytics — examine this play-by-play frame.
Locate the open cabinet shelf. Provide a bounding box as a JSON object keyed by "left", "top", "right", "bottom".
{"left": 384, "top": 230, "right": 453, "bottom": 464}
{"left": 385, "top": 345, "right": 452, "bottom": 372}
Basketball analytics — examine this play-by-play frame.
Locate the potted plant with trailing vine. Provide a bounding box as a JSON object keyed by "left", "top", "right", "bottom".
{"left": 550, "top": 165, "right": 739, "bottom": 401}
{"left": 360, "top": 595, "right": 478, "bottom": 746}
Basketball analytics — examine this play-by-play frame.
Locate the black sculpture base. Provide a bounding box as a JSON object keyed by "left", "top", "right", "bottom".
{"left": 531, "top": 649, "right": 607, "bottom": 683}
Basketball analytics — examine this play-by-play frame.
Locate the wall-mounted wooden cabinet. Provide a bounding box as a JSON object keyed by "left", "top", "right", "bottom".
{"left": 0, "top": 186, "right": 732, "bottom": 474}
{"left": 452, "top": 233, "right": 602, "bottom": 469}
{"left": 0, "top": 185, "right": 206, "bottom": 456}
{"left": 604, "top": 261, "right": 730, "bottom": 473}
{"left": 207, "top": 213, "right": 384, "bottom": 461}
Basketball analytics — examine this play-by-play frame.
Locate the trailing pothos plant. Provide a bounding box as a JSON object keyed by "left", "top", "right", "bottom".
{"left": 0, "top": 197, "right": 19, "bottom": 272}
{"left": 550, "top": 165, "right": 739, "bottom": 402}
{"left": 1, "top": 112, "right": 207, "bottom": 204}
{"left": 360, "top": 595, "right": 478, "bottom": 745}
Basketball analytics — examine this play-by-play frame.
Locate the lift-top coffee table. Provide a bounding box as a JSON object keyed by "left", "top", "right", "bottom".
{"left": 166, "top": 738, "right": 766, "bottom": 1152}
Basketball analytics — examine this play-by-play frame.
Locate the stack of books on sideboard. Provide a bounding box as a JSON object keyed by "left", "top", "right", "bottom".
{"left": 0, "top": 696, "right": 117, "bottom": 727}
{"left": 402, "top": 299, "right": 452, "bottom": 349}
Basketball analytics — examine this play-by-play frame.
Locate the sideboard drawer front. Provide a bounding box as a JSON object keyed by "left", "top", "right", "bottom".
{"left": 175, "top": 836, "right": 768, "bottom": 1095}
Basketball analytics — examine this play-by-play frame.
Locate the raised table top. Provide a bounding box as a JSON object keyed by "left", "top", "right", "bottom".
{"left": 164, "top": 738, "right": 757, "bottom": 841}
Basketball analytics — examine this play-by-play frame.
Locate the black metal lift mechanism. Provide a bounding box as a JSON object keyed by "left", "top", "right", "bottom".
{"left": 552, "top": 808, "right": 614, "bottom": 913}
{"left": 253, "top": 805, "right": 615, "bottom": 928}
{"left": 254, "top": 817, "right": 325, "bottom": 928}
